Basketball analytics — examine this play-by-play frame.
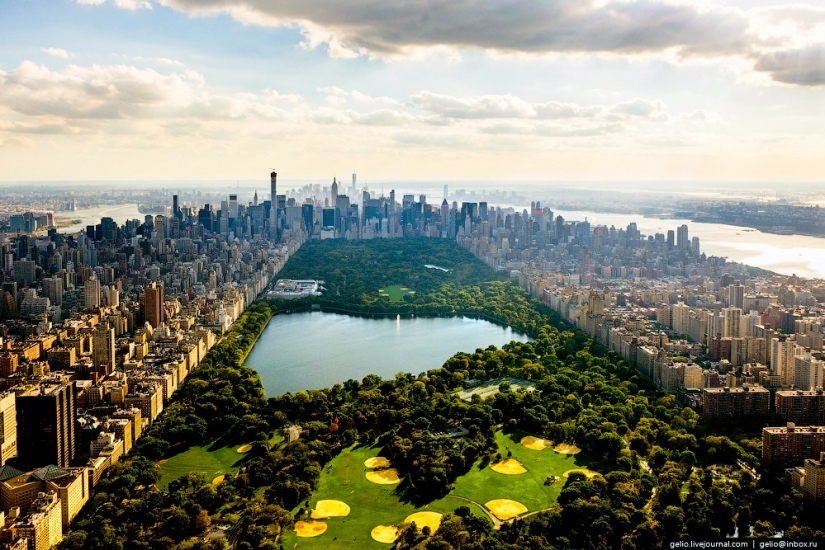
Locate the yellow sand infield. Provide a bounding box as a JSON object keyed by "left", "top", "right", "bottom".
{"left": 371, "top": 525, "right": 400, "bottom": 543}
{"left": 236, "top": 444, "right": 253, "bottom": 453}
{"left": 554, "top": 443, "right": 582, "bottom": 455}
{"left": 212, "top": 475, "right": 225, "bottom": 485}
{"left": 366, "top": 468, "right": 400, "bottom": 484}
{"left": 563, "top": 468, "right": 599, "bottom": 479}
{"left": 156, "top": 459, "right": 167, "bottom": 466}
{"left": 310, "top": 500, "right": 351, "bottom": 519}
{"left": 405, "top": 512, "right": 442, "bottom": 533}
{"left": 490, "top": 458, "right": 527, "bottom": 475}
{"left": 521, "top": 436, "right": 554, "bottom": 451}
{"left": 295, "top": 521, "right": 327, "bottom": 537}
{"left": 485, "top": 499, "right": 528, "bottom": 521}
{"left": 364, "top": 456, "right": 391, "bottom": 469}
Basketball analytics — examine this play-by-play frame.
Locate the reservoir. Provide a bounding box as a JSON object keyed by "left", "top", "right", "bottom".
{"left": 244, "top": 311, "right": 530, "bottom": 395}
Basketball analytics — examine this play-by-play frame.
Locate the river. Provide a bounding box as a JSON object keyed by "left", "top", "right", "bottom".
{"left": 244, "top": 311, "right": 530, "bottom": 395}
{"left": 552, "top": 209, "right": 825, "bottom": 280}
{"left": 56, "top": 203, "right": 145, "bottom": 234}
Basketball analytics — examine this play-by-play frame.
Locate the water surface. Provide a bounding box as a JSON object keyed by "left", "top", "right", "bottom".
{"left": 245, "top": 311, "right": 530, "bottom": 395}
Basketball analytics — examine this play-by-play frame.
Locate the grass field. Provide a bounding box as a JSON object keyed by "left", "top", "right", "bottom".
{"left": 281, "top": 431, "right": 606, "bottom": 548}
{"left": 158, "top": 432, "right": 282, "bottom": 490}
{"left": 158, "top": 443, "right": 247, "bottom": 490}
{"left": 450, "top": 430, "right": 601, "bottom": 512}
{"left": 377, "top": 285, "right": 415, "bottom": 302}
{"left": 281, "top": 446, "right": 476, "bottom": 549}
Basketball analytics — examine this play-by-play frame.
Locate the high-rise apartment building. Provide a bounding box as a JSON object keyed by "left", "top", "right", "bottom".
{"left": 92, "top": 324, "right": 116, "bottom": 374}
{"left": 776, "top": 390, "right": 825, "bottom": 424}
{"left": 763, "top": 423, "right": 825, "bottom": 467}
{"left": 0, "top": 392, "right": 17, "bottom": 466}
{"left": 676, "top": 224, "right": 689, "bottom": 250}
{"left": 144, "top": 282, "right": 163, "bottom": 329}
{"left": 83, "top": 274, "right": 100, "bottom": 311}
{"left": 16, "top": 382, "right": 77, "bottom": 469}
{"left": 702, "top": 385, "right": 770, "bottom": 418}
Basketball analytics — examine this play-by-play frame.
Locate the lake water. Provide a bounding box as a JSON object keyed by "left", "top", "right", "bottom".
{"left": 244, "top": 311, "right": 530, "bottom": 396}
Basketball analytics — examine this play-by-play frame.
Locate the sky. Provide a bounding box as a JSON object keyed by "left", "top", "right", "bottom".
{"left": 1, "top": 0, "right": 824, "bottom": 185}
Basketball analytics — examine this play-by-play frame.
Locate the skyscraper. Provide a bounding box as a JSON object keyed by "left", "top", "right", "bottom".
{"left": 677, "top": 224, "right": 689, "bottom": 251}
{"left": 16, "top": 382, "right": 77, "bottom": 468}
{"left": 144, "top": 282, "right": 163, "bottom": 329}
{"left": 92, "top": 324, "right": 116, "bottom": 374}
{"left": 270, "top": 171, "right": 277, "bottom": 233}
{"left": 83, "top": 274, "right": 100, "bottom": 311}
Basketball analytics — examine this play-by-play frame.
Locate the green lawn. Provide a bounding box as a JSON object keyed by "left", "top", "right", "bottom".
{"left": 450, "top": 430, "right": 602, "bottom": 512}
{"left": 281, "top": 431, "right": 606, "bottom": 548}
{"left": 158, "top": 442, "right": 248, "bottom": 490}
{"left": 377, "top": 285, "right": 415, "bottom": 302}
{"left": 281, "top": 446, "right": 474, "bottom": 549}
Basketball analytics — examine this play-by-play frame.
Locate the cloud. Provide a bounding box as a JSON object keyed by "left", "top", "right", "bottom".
{"left": 76, "top": 0, "right": 151, "bottom": 7}
{"left": 412, "top": 91, "right": 672, "bottom": 123}
{"left": 412, "top": 92, "right": 536, "bottom": 119}
{"left": 151, "top": 0, "right": 753, "bottom": 58}
{"left": 76, "top": 0, "right": 815, "bottom": 87}
{"left": 41, "top": 48, "right": 71, "bottom": 59}
{"left": 753, "top": 44, "right": 825, "bottom": 86}
{"left": 0, "top": 62, "right": 200, "bottom": 119}
{"left": 317, "top": 86, "right": 402, "bottom": 106}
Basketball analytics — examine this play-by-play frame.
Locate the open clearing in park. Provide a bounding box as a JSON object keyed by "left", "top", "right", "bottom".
{"left": 282, "top": 432, "right": 605, "bottom": 548}
{"left": 449, "top": 430, "right": 604, "bottom": 513}
{"left": 158, "top": 431, "right": 283, "bottom": 490}
{"left": 377, "top": 285, "right": 415, "bottom": 302}
{"left": 157, "top": 442, "right": 248, "bottom": 490}
{"left": 281, "top": 446, "right": 475, "bottom": 549}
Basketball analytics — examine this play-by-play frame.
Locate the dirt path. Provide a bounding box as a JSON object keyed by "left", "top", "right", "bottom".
{"left": 445, "top": 495, "right": 502, "bottom": 528}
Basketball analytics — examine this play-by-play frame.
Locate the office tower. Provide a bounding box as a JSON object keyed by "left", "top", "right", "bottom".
{"left": 0, "top": 392, "right": 17, "bottom": 466}
{"left": 16, "top": 382, "right": 77, "bottom": 468}
{"left": 677, "top": 224, "right": 689, "bottom": 250}
{"left": 12, "top": 260, "right": 36, "bottom": 287}
{"left": 42, "top": 278, "right": 63, "bottom": 308}
{"left": 352, "top": 173, "right": 356, "bottom": 189}
{"left": 83, "top": 274, "right": 100, "bottom": 311}
{"left": 228, "top": 194, "right": 239, "bottom": 221}
{"left": 666, "top": 230, "right": 675, "bottom": 249}
{"left": 92, "top": 324, "right": 116, "bottom": 374}
{"left": 144, "top": 282, "right": 163, "bottom": 329}
{"left": 692, "top": 236, "right": 701, "bottom": 256}
{"left": 331, "top": 177, "right": 338, "bottom": 205}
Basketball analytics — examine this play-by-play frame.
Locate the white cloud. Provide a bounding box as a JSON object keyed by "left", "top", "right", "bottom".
{"left": 114, "top": 0, "right": 152, "bottom": 10}
{"left": 412, "top": 92, "right": 536, "bottom": 119}
{"left": 41, "top": 48, "right": 71, "bottom": 59}
{"left": 76, "top": 0, "right": 105, "bottom": 5}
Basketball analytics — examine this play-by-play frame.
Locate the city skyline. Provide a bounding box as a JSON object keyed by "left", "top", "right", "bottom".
{"left": 1, "top": 0, "right": 824, "bottom": 183}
